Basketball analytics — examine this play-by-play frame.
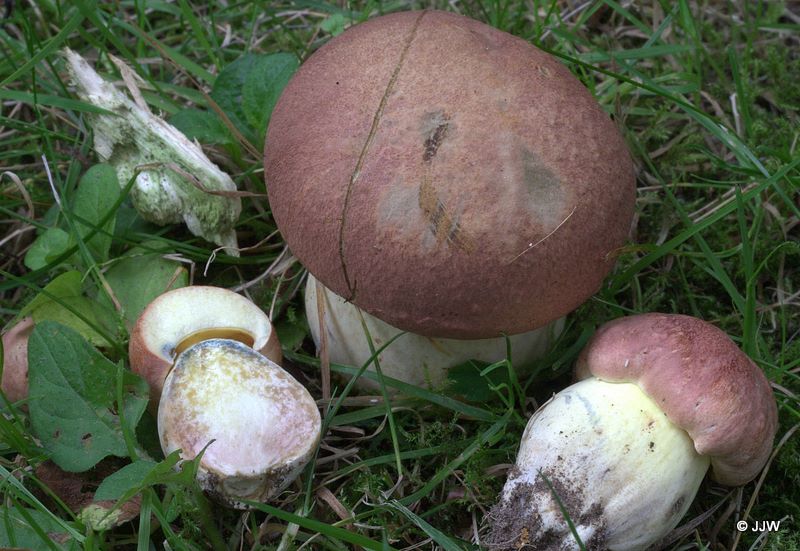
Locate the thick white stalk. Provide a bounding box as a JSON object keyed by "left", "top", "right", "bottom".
{"left": 305, "top": 275, "right": 564, "bottom": 389}
{"left": 490, "top": 378, "right": 709, "bottom": 550}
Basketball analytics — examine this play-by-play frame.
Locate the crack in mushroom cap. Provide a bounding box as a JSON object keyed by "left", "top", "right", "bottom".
{"left": 575, "top": 313, "right": 778, "bottom": 486}
{"left": 264, "top": 9, "right": 635, "bottom": 339}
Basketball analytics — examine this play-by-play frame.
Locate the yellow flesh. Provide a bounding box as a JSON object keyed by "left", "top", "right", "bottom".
{"left": 174, "top": 328, "right": 254, "bottom": 357}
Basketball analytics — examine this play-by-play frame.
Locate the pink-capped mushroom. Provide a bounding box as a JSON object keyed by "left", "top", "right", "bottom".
{"left": 489, "top": 313, "right": 778, "bottom": 551}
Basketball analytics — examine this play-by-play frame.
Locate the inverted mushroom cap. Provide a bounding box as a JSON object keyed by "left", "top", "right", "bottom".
{"left": 129, "top": 286, "right": 281, "bottom": 402}
{"left": 265, "top": 10, "right": 635, "bottom": 339}
{"left": 158, "top": 339, "right": 321, "bottom": 508}
{"left": 575, "top": 313, "right": 777, "bottom": 486}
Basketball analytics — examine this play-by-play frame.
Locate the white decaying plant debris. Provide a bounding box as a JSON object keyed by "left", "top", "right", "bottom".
{"left": 63, "top": 48, "right": 241, "bottom": 253}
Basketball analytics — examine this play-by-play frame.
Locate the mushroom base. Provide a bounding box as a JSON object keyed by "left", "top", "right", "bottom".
{"left": 488, "top": 378, "right": 710, "bottom": 551}
{"left": 305, "top": 275, "right": 564, "bottom": 390}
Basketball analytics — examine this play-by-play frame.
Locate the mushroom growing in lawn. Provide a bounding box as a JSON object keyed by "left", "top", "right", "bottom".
{"left": 265, "top": 10, "right": 635, "bottom": 340}
{"left": 130, "top": 286, "right": 321, "bottom": 508}
{"left": 489, "top": 313, "right": 778, "bottom": 551}
{"left": 305, "top": 274, "right": 564, "bottom": 389}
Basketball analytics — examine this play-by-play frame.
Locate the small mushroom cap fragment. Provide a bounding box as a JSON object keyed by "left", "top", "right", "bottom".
{"left": 575, "top": 313, "right": 777, "bottom": 486}
{"left": 158, "top": 339, "right": 321, "bottom": 508}
{"left": 129, "top": 286, "right": 281, "bottom": 403}
{"left": 305, "top": 274, "right": 563, "bottom": 389}
{"left": 1, "top": 317, "right": 35, "bottom": 403}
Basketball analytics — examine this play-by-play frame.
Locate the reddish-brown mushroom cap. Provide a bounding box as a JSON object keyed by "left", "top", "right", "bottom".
{"left": 575, "top": 313, "right": 777, "bottom": 486}
{"left": 265, "top": 9, "right": 635, "bottom": 339}
{"left": 1, "top": 316, "right": 35, "bottom": 403}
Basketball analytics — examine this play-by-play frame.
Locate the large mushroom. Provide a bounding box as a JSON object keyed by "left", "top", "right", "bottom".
{"left": 265, "top": 10, "right": 635, "bottom": 340}
{"left": 489, "top": 313, "right": 778, "bottom": 550}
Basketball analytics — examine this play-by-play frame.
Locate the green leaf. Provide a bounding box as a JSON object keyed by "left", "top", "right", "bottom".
{"left": 103, "top": 245, "right": 188, "bottom": 330}
{"left": 210, "top": 53, "right": 261, "bottom": 146}
{"left": 24, "top": 228, "right": 72, "bottom": 271}
{"left": 447, "top": 360, "right": 510, "bottom": 403}
{"left": 71, "top": 164, "right": 121, "bottom": 262}
{"left": 94, "top": 460, "right": 158, "bottom": 501}
{"left": 242, "top": 53, "right": 299, "bottom": 142}
{"left": 320, "top": 13, "right": 348, "bottom": 36}
{"left": 169, "top": 108, "right": 232, "bottom": 145}
{"left": 27, "top": 321, "right": 148, "bottom": 472}
{"left": 20, "top": 271, "right": 116, "bottom": 347}
{"left": 0, "top": 508, "right": 79, "bottom": 551}
{"left": 95, "top": 451, "right": 196, "bottom": 504}
{"left": 211, "top": 52, "right": 299, "bottom": 146}
{"left": 274, "top": 313, "right": 308, "bottom": 353}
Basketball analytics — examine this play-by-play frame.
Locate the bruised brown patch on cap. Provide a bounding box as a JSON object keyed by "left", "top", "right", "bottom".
{"left": 576, "top": 313, "right": 778, "bottom": 486}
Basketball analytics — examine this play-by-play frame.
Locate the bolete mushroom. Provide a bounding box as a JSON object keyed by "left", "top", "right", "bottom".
{"left": 129, "top": 286, "right": 281, "bottom": 403}
{"left": 305, "top": 274, "right": 563, "bottom": 389}
{"left": 265, "top": 10, "right": 635, "bottom": 339}
{"left": 129, "top": 287, "right": 321, "bottom": 507}
{"left": 489, "top": 313, "right": 778, "bottom": 550}
{"left": 158, "top": 338, "right": 320, "bottom": 508}
{"left": 1, "top": 316, "right": 35, "bottom": 404}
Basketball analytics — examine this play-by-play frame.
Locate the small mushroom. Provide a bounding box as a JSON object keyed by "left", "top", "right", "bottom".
{"left": 489, "top": 313, "right": 777, "bottom": 551}
{"left": 1, "top": 317, "right": 35, "bottom": 404}
{"left": 129, "top": 286, "right": 320, "bottom": 507}
{"left": 305, "top": 274, "right": 563, "bottom": 389}
{"left": 158, "top": 339, "right": 320, "bottom": 508}
{"left": 129, "top": 286, "right": 281, "bottom": 403}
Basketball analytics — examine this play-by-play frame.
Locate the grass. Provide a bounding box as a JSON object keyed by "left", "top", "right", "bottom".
{"left": 1, "top": 0, "right": 798, "bottom": 549}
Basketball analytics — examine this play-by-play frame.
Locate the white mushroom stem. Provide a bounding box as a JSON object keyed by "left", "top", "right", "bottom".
{"left": 305, "top": 275, "right": 564, "bottom": 389}
{"left": 491, "top": 378, "right": 709, "bottom": 551}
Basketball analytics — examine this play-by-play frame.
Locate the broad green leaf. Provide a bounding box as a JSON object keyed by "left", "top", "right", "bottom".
{"left": 169, "top": 108, "right": 232, "bottom": 145}
{"left": 27, "top": 321, "right": 148, "bottom": 472}
{"left": 24, "top": 228, "right": 71, "bottom": 271}
{"left": 20, "top": 271, "right": 116, "bottom": 347}
{"left": 320, "top": 13, "right": 348, "bottom": 36}
{"left": 94, "top": 460, "right": 158, "bottom": 501}
{"left": 95, "top": 451, "right": 197, "bottom": 503}
{"left": 103, "top": 246, "right": 188, "bottom": 330}
{"left": 0, "top": 508, "right": 79, "bottom": 551}
{"left": 210, "top": 53, "right": 261, "bottom": 146}
{"left": 447, "top": 360, "right": 510, "bottom": 403}
{"left": 71, "top": 164, "right": 120, "bottom": 262}
{"left": 242, "top": 53, "right": 299, "bottom": 142}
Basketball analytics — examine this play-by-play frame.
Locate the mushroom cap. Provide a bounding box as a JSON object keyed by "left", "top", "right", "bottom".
{"left": 158, "top": 339, "right": 321, "bottom": 508}
{"left": 1, "top": 316, "right": 35, "bottom": 403}
{"left": 264, "top": 10, "right": 635, "bottom": 339}
{"left": 575, "top": 313, "right": 778, "bottom": 486}
{"left": 129, "top": 286, "right": 281, "bottom": 403}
